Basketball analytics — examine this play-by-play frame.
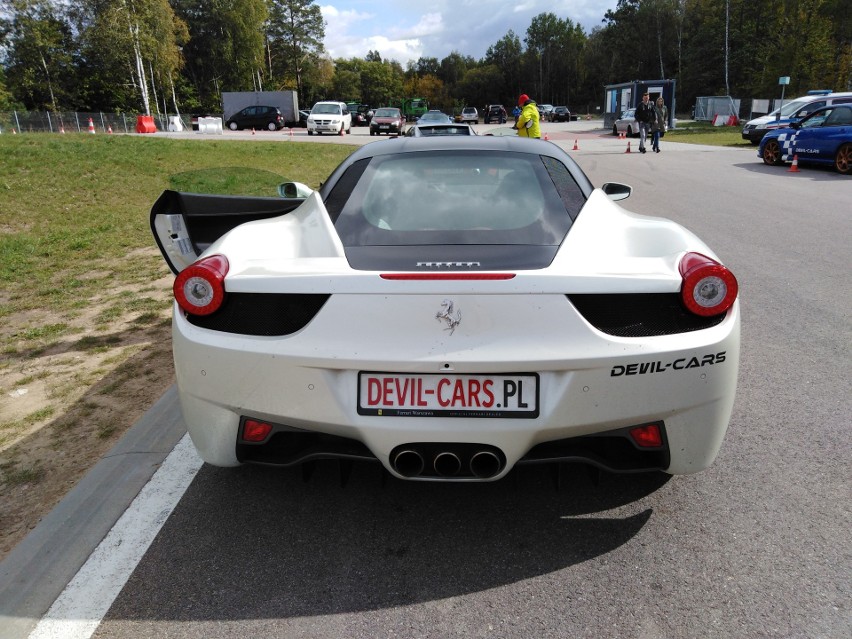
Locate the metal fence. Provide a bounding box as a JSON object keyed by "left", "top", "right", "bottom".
{"left": 0, "top": 111, "right": 194, "bottom": 134}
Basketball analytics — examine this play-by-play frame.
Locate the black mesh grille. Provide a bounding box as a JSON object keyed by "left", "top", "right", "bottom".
{"left": 568, "top": 293, "right": 725, "bottom": 337}
{"left": 187, "top": 293, "right": 330, "bottom": 336}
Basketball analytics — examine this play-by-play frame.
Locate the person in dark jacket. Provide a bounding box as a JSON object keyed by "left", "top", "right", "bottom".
{"left": 635, "top": 92, "right": 655, "bottom": 154}
{"left": 651, "top": 96, "right": 669, "bottom": 153}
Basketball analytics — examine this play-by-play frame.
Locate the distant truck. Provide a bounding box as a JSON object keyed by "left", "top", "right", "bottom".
{"left": 399, "top": 98, "right": 429, "bottom": 122}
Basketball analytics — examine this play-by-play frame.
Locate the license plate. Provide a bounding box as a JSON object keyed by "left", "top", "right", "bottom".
{"left": 380, "top": 125, "right": 389, "bottom": 129}
{"left": 358, "top": 372, "right": 539, "bottom": 418}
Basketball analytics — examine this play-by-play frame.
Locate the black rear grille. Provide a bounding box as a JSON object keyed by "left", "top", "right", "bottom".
{"left": 187, "top": 293, "right": 330, "bottom": 336}
{"left": 568, "top": 293, "right": 725, "bottom": 337}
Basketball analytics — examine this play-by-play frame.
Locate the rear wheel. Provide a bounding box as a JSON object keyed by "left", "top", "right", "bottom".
{"left": 834, "top": 143, "right": 852, "bottom": 175}
{"left": 762, "top": 139, "right": 783, "bottom": 166}
{"left": 228, "top": 121, "right": 238, "bottom": 131}
{"left": 612, "top": 124, "right": 618, "bottom": 136}
{"left": 627, "top": 126, "right": 633, "bottom": 137}
{"left": 267, "top": 122, "right": 277, "bottom": 131}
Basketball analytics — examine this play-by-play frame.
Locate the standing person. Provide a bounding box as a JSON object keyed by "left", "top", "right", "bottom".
{"left": 635, "top": 92, "right": 655, "bottom": 154}
{"left": 515, "top": 94, "right": 541, "bottom": 139}
{"left": 651, "top": 96, "right": 669, "bottom": 153}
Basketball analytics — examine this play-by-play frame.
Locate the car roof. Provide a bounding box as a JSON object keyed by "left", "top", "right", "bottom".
{"left": 319, "top": 135, "right": 595, "bottom": 198}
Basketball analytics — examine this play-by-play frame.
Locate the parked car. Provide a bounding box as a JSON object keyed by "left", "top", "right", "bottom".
{"left": 353, "top": 105, "right": 374, "bottom": 126}
{"left": 742, "top": 91, "right": 852, "bottom": 144}
{"left": 758, "top": 104, "right": 852, "bottom": 174}
{"left": 539, "top": 104, "right": 554, "bottom": 119}
{"left": 284, "top": 110, "right": 310, "bottom": 128}
{"left": 225, "top": 105, "right": 285, "bottom": 131}
{"left": 417, "top": 110, "right": 453, "bottom": 124}
{"left": 613, "top": 108, "right": 639, "bottom": 137}
{"left": 307, "top": 101, "right": 352, "bottom": 136}
{"left": 369, "top": 107, "right": 405, "bottom": 136}
{"left": 484, "top": 105, "right": 507, "bottom": 124}
{"left": 151, "top": 136, "right": 740, "bottom": 480}
{"left": 404, "top": 123, "right": 477, "bottom": 137}
{"left": 456, "top": 107, "right": 478, "bottom": 124}
{"left": 549, "top": 106, "right": 572, "bottom": 122}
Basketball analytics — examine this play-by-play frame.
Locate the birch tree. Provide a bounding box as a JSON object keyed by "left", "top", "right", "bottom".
{"left": 75, "top": 0, "right": 187, "bottom": 114}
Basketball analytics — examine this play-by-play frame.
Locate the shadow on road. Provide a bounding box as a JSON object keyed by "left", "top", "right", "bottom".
{"left": 106, "top": 461, "right": 668, "bottom": 621}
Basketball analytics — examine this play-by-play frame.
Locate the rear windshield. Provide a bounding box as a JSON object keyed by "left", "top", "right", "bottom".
{"left": 374, "top": 109, "right": 399, "bottom": 117}
{"left": 332, "top": 150, "right": 583, "bottom": 247}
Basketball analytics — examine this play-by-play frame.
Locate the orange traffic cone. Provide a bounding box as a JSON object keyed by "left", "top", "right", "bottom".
{"left": 572, "top": 139, "right": 579, "bottom": 150}
{"left": 107, "top": 125, "right": 113, "bottom": 134}
{"left": 788, "top": 155, "right": 800, "bottom": 173}
{"left": 59, "top": 126, "right": 65, "bottom": 134}
{"left": 625, "top": 141, "right": 631, "bottom": 153}
{"left": 252, "top": 128, "right": 256, "bottom": 135}
{"left": 12, "top": 128, "right": 16, "bottom": 134}
{"left": 88, "top": 118, "right": 95, "bottom": 134}
{"left": 543, "top": 132, "right": 549, "bottom": 141}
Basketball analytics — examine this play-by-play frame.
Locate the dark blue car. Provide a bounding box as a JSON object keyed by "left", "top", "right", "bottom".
{"left": 758, "top": 104, "right": 852, "bottom": 175}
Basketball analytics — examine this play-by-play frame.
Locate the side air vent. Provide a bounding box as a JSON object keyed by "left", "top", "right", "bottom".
{"left": 186, "top": 293, "right": 330, "bottom": 336}
{"left": 568, "top": 293, "right": 726, "bottom": 337}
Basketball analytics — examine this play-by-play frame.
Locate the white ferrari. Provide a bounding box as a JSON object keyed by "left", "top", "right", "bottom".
{"left": 151, "top": 136, "right": 740, "bottom": 481}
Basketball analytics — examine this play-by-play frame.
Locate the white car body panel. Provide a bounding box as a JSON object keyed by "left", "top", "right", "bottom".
{"left": 169, "top": 188, "right": 739, "bottom": 477}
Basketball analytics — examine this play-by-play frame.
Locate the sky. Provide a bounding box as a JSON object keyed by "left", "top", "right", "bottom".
{"left": 319, "top": 0, "right": 620, "bottom": 66}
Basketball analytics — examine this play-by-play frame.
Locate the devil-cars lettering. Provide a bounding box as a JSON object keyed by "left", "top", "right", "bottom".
{"left": 611, "top": 352, "right": 727, "bottom": 376}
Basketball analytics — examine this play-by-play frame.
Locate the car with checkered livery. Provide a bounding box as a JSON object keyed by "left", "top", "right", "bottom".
{"left": 758, "top": 104, "right": 852, "bottom": 175}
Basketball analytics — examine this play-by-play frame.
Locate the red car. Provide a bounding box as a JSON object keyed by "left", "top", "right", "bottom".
{"left": 369, "top": 107, "right": 405, "bottom": 136}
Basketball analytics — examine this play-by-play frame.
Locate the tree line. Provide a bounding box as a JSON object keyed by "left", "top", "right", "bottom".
{"left": 0, "top": 0, "right": 849, "bottom": 117}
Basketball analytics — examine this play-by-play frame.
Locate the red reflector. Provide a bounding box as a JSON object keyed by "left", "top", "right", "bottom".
{"left": 242, "top": 419, "right": 273, "bottom": 442}
{"left": 630, "top": 423, "right": 663, "bottom": 448}
{"left": 380, "top": 273, "right": 515, "bottom": 280}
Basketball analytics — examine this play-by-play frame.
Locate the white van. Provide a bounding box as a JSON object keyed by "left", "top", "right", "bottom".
{"left": 742, "top": 91, "right": 852, "bottom": 144}
{"left": 307, "top": 101, "right": 352, "bottom": 136}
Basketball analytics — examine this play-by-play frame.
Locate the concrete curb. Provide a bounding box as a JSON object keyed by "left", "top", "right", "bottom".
{"left": 0, "top": 385, "right": 186, "bottom": 639}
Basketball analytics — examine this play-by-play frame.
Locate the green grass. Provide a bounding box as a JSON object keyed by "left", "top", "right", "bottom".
{"left": 0, "top": 135, "right": 357, "bottom": 348}
{"left": 667, "top": 120, "right": 753, "bottom": 147}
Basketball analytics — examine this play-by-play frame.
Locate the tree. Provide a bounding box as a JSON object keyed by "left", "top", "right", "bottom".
{"left": 171, "top": 0, "right": 268, "bottom": 110}
{"left": 485, "top": 30, "right": 523, "bottom": 104}
{"left": 267, "top": 0, "right": 325, "bottom": 98}
{"left": 73, "top": 0, "right": 188, "bottom": 114}
{"left": 2, "top": 0, "right": 76, "bottom": 111}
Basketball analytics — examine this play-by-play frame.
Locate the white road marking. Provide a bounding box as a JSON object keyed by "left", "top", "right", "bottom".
{"left": 27, "top": 434, "right": 202, "bottom": 639}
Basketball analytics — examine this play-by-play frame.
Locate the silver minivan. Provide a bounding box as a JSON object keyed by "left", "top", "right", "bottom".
{"left": 742, "top": 91, "right": 852, "bottom": 144}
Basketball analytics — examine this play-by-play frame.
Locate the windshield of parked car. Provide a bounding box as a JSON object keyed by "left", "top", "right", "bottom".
{"left": 332, "top": 150, "right": 581, "bottom": 246}
{"left": 312, "top": 104, "right": 342, "bottom": 115}
{"left": 771, "top": 98, "right": 816, "bottom": 118}
{"left": 374, "top": 108, "right": 399, "bottom": 118}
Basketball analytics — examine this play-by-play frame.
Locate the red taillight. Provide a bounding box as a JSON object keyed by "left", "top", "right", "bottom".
{"left": 630, "top": 423, "right": 663, "bottom": 448}
{"left": 173, "top": 254, "right": 229, "bottom": 316}
{"left": 679, "top": 252, "right": 738, "bottom": 317}
{"left": 242, "top": 419, "right": 273, "bottom": 442}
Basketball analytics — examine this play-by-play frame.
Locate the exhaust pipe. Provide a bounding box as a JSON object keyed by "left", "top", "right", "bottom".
{"left": 433, "top": 451, "right": 462, "bottom": 476}
{"left": 393, "top": 449, "right": 425, "bottom": 478}
{"left": 470, "top": 450, "right": 503, "bottom": 479}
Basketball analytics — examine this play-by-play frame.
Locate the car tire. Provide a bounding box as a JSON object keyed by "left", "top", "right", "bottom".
{"left": 762, "top": 139, "right": 783, "bottom": 166}
{"left": 267, "top": 122, "right": 277, "bottom": 131}
{"left": 627, "top": 126, "right": 633, "bottom": 137}
{"left": 834, "top": 143, "right": 852, "bottom": 175}
{"left": 612, "top": 125, "right": 618, "bottom": 136}
{"left": 228, "top": 122, "right": 238, "bottom": 131}
{"left": 307, "top": 130, "right": 314, "bottom": 136}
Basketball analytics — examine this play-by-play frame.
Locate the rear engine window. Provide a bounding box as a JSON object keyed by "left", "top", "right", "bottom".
{"left": 332, "top": 150, "right": 584, "bottom": 247}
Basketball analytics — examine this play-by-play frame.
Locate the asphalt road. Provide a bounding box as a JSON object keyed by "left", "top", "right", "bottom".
{"left": 3, "top": 124, "right": 850, "bottom": 639}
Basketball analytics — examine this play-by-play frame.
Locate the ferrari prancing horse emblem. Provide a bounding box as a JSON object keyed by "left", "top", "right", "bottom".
{"left": 436, "top": 299, "right": 462, "bottom": 335}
